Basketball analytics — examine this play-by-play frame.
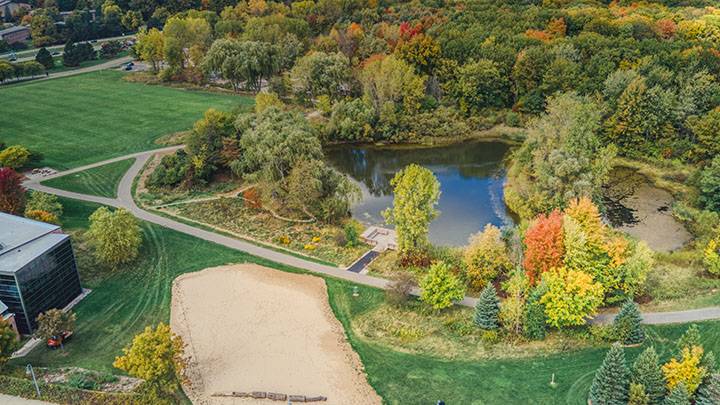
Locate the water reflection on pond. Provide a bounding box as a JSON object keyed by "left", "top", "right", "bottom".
{"left": 325, "top": 141, "right": 514, "bottom": 246}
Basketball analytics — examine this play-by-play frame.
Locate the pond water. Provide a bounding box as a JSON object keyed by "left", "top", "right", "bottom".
{"left": 325, "top": 141, "right": 514, "bottom": 246}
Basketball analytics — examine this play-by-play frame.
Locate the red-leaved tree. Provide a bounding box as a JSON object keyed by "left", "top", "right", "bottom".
{"left": 0, "top": 167, "right": 26, "bottom": 215}
{"left": 523, "top": 209, "right": 564, "bottom": 284}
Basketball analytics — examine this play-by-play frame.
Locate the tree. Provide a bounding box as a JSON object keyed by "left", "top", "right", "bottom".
{"left": 30, "top": 10, "right": 57, "bottom": 47}
{"left": 523, "top": 287, "right": 547, "bottom": 340}
{"left": 699, "top": 156, "right": 720, "bottom": 213}
{"left": 446, "top": 59, "right": 510, "bottom": 113}
{"left": 474, "top": 283, "right": 500, "bottom": 330}
{"left": 100, "top": 40, "right": 123, "bottom": 58}
{"left": 705, "top": 236, "right": 720, "bottom": 276}
{"left": 629, "top": 383, "right": 650, "bottom": 405}
{"left": 632, "top": 347, "right": 667, "bottom": 404}
{"left": 499, "top": 269, "right": 529, "bottom": 335}
{"left": 290, "top": 51, "right": 351, "bottom": 101}
{"left": 540, "top": 267, "right": 604, "bottom": 328}
{"left": 122, "top": 10, "right": 144, "bottom": 32}
{"left": 614, "top": 300, "right": 645, "bottom": 345}
{"left": 185, "top": 108, "right": 235, "bottom": 180}
{"left": 677, "top": 325, "right": 701, "bottom": 354}
{"left": 255, "top": 92, "right": 283, "bottom": 113}
{"left": 463, "top": 224, "right": 512, "bottom": 289}
{"left": 326, "top": 98, "right": 375, "bottom": 142}
{"left": 688, "top": 108, "right": 720, "bottom": 162}
{"left": 661, "top": 383, "right": 690, "bottom": 405}
{"left": 605, "top": 77, "right": 675, "bottom": 157}
{"left": 35, "top": 309, "right": 76, "bottom": 344}
{"left": 419, "top": 261, "right": 466, "bottom": 310}
{"left": 696, "top": 373, "right": 720, "bottom": 405}
{"left": 523, "top": 210, "right": 564, "bottom": 284}
{"left": 0, "top": 318, "right": 18, "bottom": 370}
{"left": 86, "top": 207, "right": 143, "bottom": 266}
{"left": 35, "top": 47, "right": 54, "bottom": 70}
{"left": 0, "top": 168, "right": 26, "bottom": 215}
{"left": 113, "top": 323, "right": 187, "bottom": 397}
{"left": 135, "top": 28, "right": 165, "bottom": 73}
{"left": 663, "top": 346, "right": 707, "bottom": 395}
{"left": 0, "top": 145, "right": 31, "bottom": 168}
{"left": 201, "top": 39, "right": 279, "bottom": 92}
{"left": 163, "top": 16, "right": 212, "bottom": 71}
{"left": 383, "top": 164, "right": 440, "bottom": 256}
{"left": 62, "top": 42, "right": 81, "bottom": 67}
{"left": 25, "top": 191, "right": 63, "bottom": 218}
{"left": 360, "top": 55, "right": 426, "bottom": 117}
{"left": 589, "top": 343, "right": 630, "bottom": 405}
{"left": 395, "top": 33, "right": 441, "bottom": 75}
{"left": 505, "top": 93, "right": 615, "bottom": 218}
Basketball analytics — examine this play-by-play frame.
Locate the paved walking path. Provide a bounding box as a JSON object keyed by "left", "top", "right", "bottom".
{"left": 23, "top": 150, "right": 720, "bottom": 323}
{"left": 0, "top": 394, "right": 55, "bottom": 405}
{"left": 2, "top": 56, "right": 133, "bottom": 85}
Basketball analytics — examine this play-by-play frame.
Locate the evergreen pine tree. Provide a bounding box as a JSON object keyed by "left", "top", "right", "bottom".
{"left": 523, "top": 287, "right": 547, "bottom": 340}
{"left": 614, "top": 300, "right": 645, "bottom": 344}
{"left": 628, "top": 383, "right": 649, "bottom": 405}
{"left": 701, "top": 351, "right": 717, "bottom": 373}
{"left": 589, "top": 343, "right": 630, "bottom": 405}
{"left": 696, "top": 374, "right": 720, "bottom": 405}
{"left": 63, "top": 42, "right": 80, "bottom": 67}
{"left": 35, "top": 47, "right": 54, "bottom": 70}
{"left": 474, "top": 283, "right": 500, "bottom": 330}
{"left": 676, "top": 324, "right": 701, "bottom": 354}
{"left": 662, "top": 383, "right": 690, "bottom": 405}
{"left": 632, "top": 347, "right": 667, "bottom": 404}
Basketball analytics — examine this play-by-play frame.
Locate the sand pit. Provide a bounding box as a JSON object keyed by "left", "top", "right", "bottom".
{"left": 171, "top": 264, "right": 381, "bottom": 405}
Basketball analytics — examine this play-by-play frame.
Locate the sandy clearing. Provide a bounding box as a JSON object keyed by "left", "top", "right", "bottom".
{"left": 171, "top": 264, "right": 381, "bottom": 405}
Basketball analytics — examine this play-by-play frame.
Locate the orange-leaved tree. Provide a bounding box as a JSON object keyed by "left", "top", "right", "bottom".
{"left": 523, "top": 209, "right": 564, "bottom": 284}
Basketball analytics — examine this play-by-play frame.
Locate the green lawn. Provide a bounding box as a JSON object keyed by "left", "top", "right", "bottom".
{"left": 42, "top": 159, "right": 134, "bottom": 198}
{"left": 15, "top": 198, "right": 720, "bottom": 404}
{"left": 0, "top": 70, "right": 252, "bottom": 170}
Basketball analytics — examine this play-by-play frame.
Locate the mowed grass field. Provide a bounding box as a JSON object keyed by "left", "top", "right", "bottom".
{"left": 42, "top": 158, "right": 134, "bottom": 198}
{"left": 0, "top": 70, "right": 252, "bottom": 170}
{"left": 17, "top": 199, "right": 720, "bottom": 404}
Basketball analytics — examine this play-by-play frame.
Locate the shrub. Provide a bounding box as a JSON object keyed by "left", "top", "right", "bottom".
{"left": 419, "top": 261, "right": 466, "bottom": 310}
{"left": 25, "top": 191, "right": 63, "bottom": 218}
{"left": 0, "top": 145, "right": 31, "bottom": 169}
{"left": 628, "top": 383, "right": 649, "bottom": 405}
{"left": 464, "top": 224, "right": 512, "bottom": 289}
{"left": 25, "top": 209, "right": 59, "bottom": 224}
{"left": 0, "top": 318, "right": 18, "bottom": 370}
{"left": 255, "top": 92, "right": 284, "bottom": 113}
{"left": 385, "top": 271, "right": 416, "bottom": 307}
{"left": 147, "top": 150, "right": 189, "bottom": 188}
{"left": 344, "top": 221, "right": 361, "bottom": 247}
{"left": 0, "top": 167, "right": 26, "bottom": 215}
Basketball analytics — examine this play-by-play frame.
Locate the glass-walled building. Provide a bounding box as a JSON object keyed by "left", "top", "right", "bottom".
{"left": 0, "top": 213, "right": 82, "bottom": 335}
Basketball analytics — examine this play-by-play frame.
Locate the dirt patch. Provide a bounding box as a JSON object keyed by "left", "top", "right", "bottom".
{"left": 170, "top": 264, "right": 381, "bottom": 405}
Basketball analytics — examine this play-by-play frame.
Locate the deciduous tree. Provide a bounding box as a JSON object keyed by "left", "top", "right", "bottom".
{"left": 0, "top": 168, "right": 25, "bottom": 215}
{"left": 135, "top": 28, "right": 165, "bottom": 73}
{"left": 540, "top": 267, "right": 604, "bottom": 328}
{"left": 699, "top": 156, "right": 720, "bottom": 213}
{"left": 523, "top": 210, "right": 564, "bottom": 284}
{"left": 419, "top": 261, "right": 465, "bottom": 310}
{"left": 383, "top": 164, "right": 440, "bottom": 256}
{"left": 35, "top": 309, "right": 76, "bottom": 343}
{"left": 663, "top": 346, "right": 707, "bottom": 395}
{"left": 0, "top": 319, "right": 18, "bottom": 370}
{"left": 290, "top": 51, "right": 351, "bottom": 101}
{"left": 464, "top": 224, "right": 512, "bottom": 289}
{"left": 86, "top": 207, "right": 142, "bottom": 267}
{"left": 113, "top": 323, "right": 187, "bottom": 397}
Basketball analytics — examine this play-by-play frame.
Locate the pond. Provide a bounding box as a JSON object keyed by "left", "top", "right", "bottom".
{"left": 325, "top": 141, "right": 514, "bottom": 246}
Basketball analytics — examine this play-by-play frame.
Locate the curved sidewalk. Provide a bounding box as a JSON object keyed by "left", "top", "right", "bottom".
{"left": 23, "top": 150, "right": 720, "bottom": 323}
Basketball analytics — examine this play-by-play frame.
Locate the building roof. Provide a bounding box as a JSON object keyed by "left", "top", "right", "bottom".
{"left": 0, "top": 213, "right": 68, "bottom": 275}
{"left": 0, "top": 25, "right": 29, "bottom": 36}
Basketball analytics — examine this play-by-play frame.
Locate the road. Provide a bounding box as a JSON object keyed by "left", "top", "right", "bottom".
{"left": 23, "top": 149, "right": 720, "bottom": 324}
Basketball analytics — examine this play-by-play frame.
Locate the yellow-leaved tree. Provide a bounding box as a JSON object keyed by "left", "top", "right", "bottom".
{"left": 540, "top": 267, "right": 604, "bottom": 328}
{"left": 114, "top": 323, "right": 187, "bottom": 398}
{"left": 662, "top": 346, "right": 707, "bottom": 394}
{"left": 86, "top": 207, "right": 142, "bottom": 267}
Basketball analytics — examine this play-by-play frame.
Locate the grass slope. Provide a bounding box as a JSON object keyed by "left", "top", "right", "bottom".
{"left": 42, "top": 159, "right": 134, "bottom": 198}
{"left": 0, "top": 70, "right": 251, "bottom": 169}
{"left": 18, "top": 198, "right": 720, "bottom": 404}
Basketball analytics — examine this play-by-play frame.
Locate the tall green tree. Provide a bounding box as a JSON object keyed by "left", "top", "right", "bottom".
{"left": 699, "top": 156, "right": 720, "bottom": 213}
{"left": 202, "top": 39, "right": 279, "bottom": 92}
{"left": 589, "top": 343, "right": 630, "bottom": 405}
{"left": 696, "top": 374, "right": 720, "bottom": 405}
{"left": 505, "top": 92, "right": 616, "bottom": 219}
{"left": 662, "top": 383, "right": 690, "bottom": 405}
{"left": 446, "top": 59, "right": 510, "bottom": 113}
{"left": 614, "top": 300, "right": 645, "bottom": 345}
{"left": 632, "top": 347, "right": 666, "bottom": 404}
{"left": 383, "top": 164, "right": 440, "bottom": 256}
{"left": 290, "top": 51, "right": 351, "bottom": 101}
{"left": 35, "top": 47, "right": 54, "bottom": 70}
{"left": 474, "top": 283, "right": 500, "bottom": 330}
{"left": 86, "top": 207, "right": 143, "bottom": 267}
